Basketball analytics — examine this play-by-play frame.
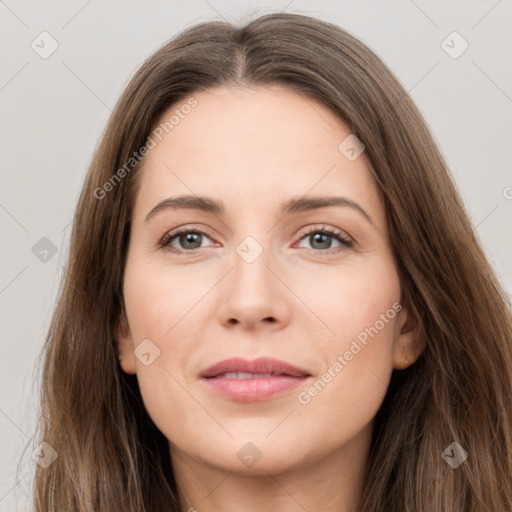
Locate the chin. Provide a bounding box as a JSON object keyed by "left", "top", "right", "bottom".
{"left": 201, "top": 437, "right": 308, "bottom": 474}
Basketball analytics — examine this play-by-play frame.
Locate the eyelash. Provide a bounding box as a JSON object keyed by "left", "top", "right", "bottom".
{"left": 159, "top": 224, "right": 353, "bottom": 256}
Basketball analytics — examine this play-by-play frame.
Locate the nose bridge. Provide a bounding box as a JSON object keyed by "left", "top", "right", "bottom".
{"left": 231, "top": 232, "right": 275, "bottom": 295}
{"left": 216, "top": 229, "right": 289, "bottom": 328}
{"left": 229, "top": 209, "right": 275, "bottom": 273}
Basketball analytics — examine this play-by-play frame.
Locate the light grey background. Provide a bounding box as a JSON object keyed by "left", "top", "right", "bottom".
{"left": 1, "top": 1, "right": 511, "bottom": 510}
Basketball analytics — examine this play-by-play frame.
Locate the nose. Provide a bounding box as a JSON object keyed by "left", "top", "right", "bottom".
{"left": 217, "top": 237, "right": 291, "bottom": 331}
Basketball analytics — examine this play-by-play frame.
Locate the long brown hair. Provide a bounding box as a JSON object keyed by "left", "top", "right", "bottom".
{"left": 30, "top": 12, "right": 512, "bottom": 511}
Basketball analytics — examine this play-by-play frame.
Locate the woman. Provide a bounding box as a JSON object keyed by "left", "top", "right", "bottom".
{"left": 32, "top": 12, "right": 512, "bottom": 512}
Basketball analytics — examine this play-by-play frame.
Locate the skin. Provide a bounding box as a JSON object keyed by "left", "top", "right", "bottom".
{"left": 116, "top": 84, "right": 425, "bottom": 512}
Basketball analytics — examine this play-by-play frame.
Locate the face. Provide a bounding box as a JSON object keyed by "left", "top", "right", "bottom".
{"left": 116, "top": 84, "right": 421, "bottom": 475}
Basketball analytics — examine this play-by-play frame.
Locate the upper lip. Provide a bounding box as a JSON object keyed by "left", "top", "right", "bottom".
{"left": 199, "top": 357, "right": 311, "bottom": 378}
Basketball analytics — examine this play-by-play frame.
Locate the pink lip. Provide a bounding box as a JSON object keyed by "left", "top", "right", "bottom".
{"left": 199, "top": 356, "right": 312, "bottom": 402}
{"left": 199, "top": 356, "right": 310, "bottom": 378}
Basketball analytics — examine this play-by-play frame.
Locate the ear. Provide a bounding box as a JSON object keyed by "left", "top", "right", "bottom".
{"left": 392, "top": 298, "right": 426, "bottom": 370}
{"left": 115, "top": 304, "right": 137, "bottom": 375}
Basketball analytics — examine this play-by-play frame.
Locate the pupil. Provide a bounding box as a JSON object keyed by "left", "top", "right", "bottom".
{"left": 312, "top": 233, "right": 330, "bottom": 249}
{"left": 181, "top": 233, "right": 201, "bottom": 249}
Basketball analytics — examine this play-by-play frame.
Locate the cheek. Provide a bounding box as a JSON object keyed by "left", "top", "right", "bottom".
{"left": 121, "top": 257, "right": 207, "bottom": 428}
{"left": 123, "top": 258, "right": 200, "bottom": 343}
{"left": 295, "top": 261, "right": 400, "bottom": 436}
{"left": 304, "top": 253, "right": 400, "bottom": 349}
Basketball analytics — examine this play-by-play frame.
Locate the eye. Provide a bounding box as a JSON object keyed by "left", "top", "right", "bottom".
{"left": 159, "top": 228, "right": 216, "bottom": 254}
{"left": 294, "top": 225, "right": 353, "bottom": 254}
{"left": 159, "top": 224, "right": 353, "bottom": 255}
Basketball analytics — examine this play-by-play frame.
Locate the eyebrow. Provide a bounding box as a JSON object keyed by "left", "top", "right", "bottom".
{"left": 144, "top": 194, "right": 374, "bottom": 225}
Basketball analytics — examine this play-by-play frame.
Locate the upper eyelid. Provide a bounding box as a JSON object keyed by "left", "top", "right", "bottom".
{"left": 161, "top": 225, "right": 215, "bottom": 242}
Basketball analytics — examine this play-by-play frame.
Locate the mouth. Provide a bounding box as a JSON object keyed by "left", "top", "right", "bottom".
{"left": 209, "top": 372, "right": 292, "bottom": 379}
{"left": 199, "top": 357, "right": 312, "bottom": 402}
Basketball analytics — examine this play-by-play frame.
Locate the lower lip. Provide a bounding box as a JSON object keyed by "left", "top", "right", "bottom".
{"left": 201, "top": 375, "right": 310, "bottom": 402}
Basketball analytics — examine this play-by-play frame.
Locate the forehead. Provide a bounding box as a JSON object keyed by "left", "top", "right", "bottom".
{"left": 148, "top": 84, "right": 351, "bottom": 169}
{"left": 134, "top": 85, "right": 384, "bottom": 225}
